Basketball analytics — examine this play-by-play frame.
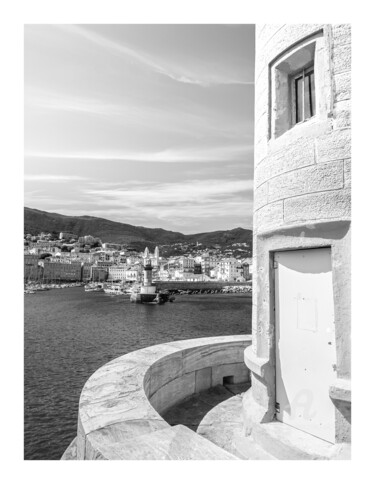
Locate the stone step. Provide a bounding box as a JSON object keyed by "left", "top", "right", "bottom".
{"left": 96, "top": 424, "right": 239, "bottom": 460}
{"left": 233, "top": 435, "right": 276, "bottom": 460}
{"left": 251, "top": 421, "right": 336, "bottom": 460}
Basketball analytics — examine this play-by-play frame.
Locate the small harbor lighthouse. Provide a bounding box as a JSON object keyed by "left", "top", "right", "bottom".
{"left": 140, "top": 258, "right": 157, "bottom": 299}
{"left": 130, "top": 257, "right": 167, "bottom": 303}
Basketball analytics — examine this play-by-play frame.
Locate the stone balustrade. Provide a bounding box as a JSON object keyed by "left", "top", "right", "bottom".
{"left": 63, "top": 335, "right": 251, "bottom": 460}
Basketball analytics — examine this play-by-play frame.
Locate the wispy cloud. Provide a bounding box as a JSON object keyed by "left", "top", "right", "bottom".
{"left": 24, "top": 25, "right": 254, "bottom": 232}
{"left": 25, "top": 143, "right": 253, "bottom": 164}
{"left": 25, "top": 87, "right": 252, "bottom": 140}
{"left": 24, "top": 174, "right": 88, "bottom": 182}
{"left": 25, "top": 177, "right": 253, "bottom": 231}
{"left": 57, "top": 25, "right": 253, "bottom": 87}
{"left": 84, "top": 178, "right": 252, "bottom": 204}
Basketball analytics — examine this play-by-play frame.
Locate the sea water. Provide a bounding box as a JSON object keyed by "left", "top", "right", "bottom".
{"left": 24, "top": 287, "right": 251, "bottom": 460}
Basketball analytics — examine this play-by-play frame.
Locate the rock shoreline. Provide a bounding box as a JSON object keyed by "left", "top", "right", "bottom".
{"left": 166, "top": 285, "right": 252, "bottom": 295}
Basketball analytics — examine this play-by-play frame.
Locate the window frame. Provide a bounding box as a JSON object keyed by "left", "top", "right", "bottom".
{"left": 290, "top": 62, "right": 315, "bottom": 126}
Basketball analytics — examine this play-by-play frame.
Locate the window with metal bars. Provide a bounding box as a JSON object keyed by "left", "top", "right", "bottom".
{"left": 291, "top": 65, "right": 315, "bottom": 125}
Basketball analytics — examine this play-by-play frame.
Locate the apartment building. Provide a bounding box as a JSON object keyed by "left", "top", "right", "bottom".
{"left": 41, "top": 260, "right": 82, "bottom": 282}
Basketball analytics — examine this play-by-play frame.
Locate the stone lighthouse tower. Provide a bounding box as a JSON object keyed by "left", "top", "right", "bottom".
{"left": 242, "top": 24, "right": 351, "bottom": 458}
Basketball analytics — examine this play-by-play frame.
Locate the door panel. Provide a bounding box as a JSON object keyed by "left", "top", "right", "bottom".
{"left": 275, "top": 248, "right": 336, "bottom": 443}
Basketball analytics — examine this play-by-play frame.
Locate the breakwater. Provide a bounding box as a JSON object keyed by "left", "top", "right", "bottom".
{"left": 155, "top": 281, "right": 252, "bottom": 295}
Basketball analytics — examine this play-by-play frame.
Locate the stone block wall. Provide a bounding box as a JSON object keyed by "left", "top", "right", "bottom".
{"left": 253, "top": 24, "right": 351, "bottom": 235}
{"left": 244, "top": 24, "right": 351, "bottom": 447}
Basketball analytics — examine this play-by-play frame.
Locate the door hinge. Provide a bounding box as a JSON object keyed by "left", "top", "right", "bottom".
{"left": 273, "top": 261, "right": 278, "bottom": 269}
{"left": 275, "top": 402, "right": 280, "bottom": 413}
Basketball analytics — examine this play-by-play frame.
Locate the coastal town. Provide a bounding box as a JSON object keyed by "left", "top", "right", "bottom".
{"left": 21, "top": 20, "right": 353, "bottom": 465}
{"left": 24, "top": 230, "right": 253, "bottom": 291}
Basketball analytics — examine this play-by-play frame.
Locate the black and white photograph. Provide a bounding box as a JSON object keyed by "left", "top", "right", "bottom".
{"left": 22, "top": 20, "right": 352, "bottom": 462}
{"left": 2, "top": 1, "right": 364, "bottom": 475}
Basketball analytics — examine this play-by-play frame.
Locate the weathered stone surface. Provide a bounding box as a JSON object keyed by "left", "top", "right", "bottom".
{"left": 143, "top": 368, "right": 151, "bottom": 396}
{"left": 224, "top": 382, "right": 251, "bottom": 395}
{"left": 268, "top": 161, "right": 344, "bottom": 203}
{"left": 149, "top": 352, "right": 183, "bottom": 396}
{"left": 255, "top": 136, "right": 315, "bottom": 187}
{"left": 85, "top": 419, "right": 168, "bottom": 460}
{"left": 332, "top": 24, "right": 351, "bottom": 46}
{"left": 251, "top": 421, "right": 334, "bottom": 460}
{"left": 80, "top": 386, "right": 160, "bottom": 434}
{"left": 315, "top": 128, "right": 351, "bottom": 163}
{"left": 329, "top": 378, "right": 351, "bottom": 403}
{"left": 332, "top": 43, "right": 351, "bottom": 74}
{"left": 257, "top": 24, "right": 285, "bottom": 49}
{"left": 211, "top": 362, "right": 250, "bottom": 387}
{"left": 254, "top": 201, "right": 284, "bottom": 233}
{"left": 256, "top": 24, "right": 323, "bottom": 76}
{"left": 72, "top": 335, "right": 251, "bottom": 459}
{"left": 200, "top": 395, "right": 243, "bottom": 426}
{"left": 161, "top": 384, "right": 252, "bottom": 459}
{"left": 102, "top": 425, "right": 238, "bottom": 460}
{"left": 191, "top": 384, "right": 231, "bottom": 406}
{"left": 254, "top": 111, "right": 269, "bottom": 147}
{"left": 254, "top": 138, "right": 268, "bottom": 168}
{"left": 254, "top": 182, "right": 268, "bottom": 211}
{"left": 247, "top": 24, "right": 351, "bottom": 455}
{"left": 197, "top": 395, "right": 245, "bottom": 457}
{"left": 330, "top": 443, "right": 351, "bottom": 460}
{"left": 284, "top": 189, "right": 351, "bottom": 223}
{"left": 150, "top": 372, "right": 196, "bottom": 415}
{"left": 344, "top": 158, "right": 351, "bottom": 188}
{"left": 195, "top": 367, "right": 212, "bottom": 393}
{"left": 76, "top": 415, "right": 86, "bottom": 460}
{"left": 181, "top": 342, "right": 245, "bottom": 373}
{"left": 254, "top": 85, "right": 269, "bottom": 129}
{"left": 61, "top": 438, "right": 77, "bottom": 460}
{"left": 333, "top": 101, "right": 351, "bottom": 129}
{"left": 163, "top": 393, "right": 213, "bottom": 427}
{"left": 233, "top": 435, "right": 276, "bottom": 460}
{"left": 70, "top": 336, "right": 252, "bottom": 459}
{"left": 334, "top": 71, "right": 351, "bottom": 103}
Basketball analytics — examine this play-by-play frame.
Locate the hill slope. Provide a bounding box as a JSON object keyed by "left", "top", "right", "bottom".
{"left": 24, "top": 207, "right": 252, "bottom": 250}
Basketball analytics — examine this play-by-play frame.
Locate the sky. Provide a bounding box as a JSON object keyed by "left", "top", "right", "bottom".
{"left": 24, "top": 24, "right": 255, "bottom": 234}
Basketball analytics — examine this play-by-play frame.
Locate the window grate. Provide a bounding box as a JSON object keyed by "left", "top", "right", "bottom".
{"left": 292, "top": 66, "right": 315, "bottom": 125}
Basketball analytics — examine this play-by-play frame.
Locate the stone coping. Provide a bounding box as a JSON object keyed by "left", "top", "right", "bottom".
{"left": 244, "top": 345, "right": 269, "bottom": 378}
{"left": 75, "top": 335, "right": 251, "bottom": 460}
{"left": 329, "top": 378, "right": 351, "bottom": 403}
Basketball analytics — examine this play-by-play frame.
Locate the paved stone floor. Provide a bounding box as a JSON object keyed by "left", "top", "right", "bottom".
{"left": 162, "top": 383, "right": 257, "bottom": 459}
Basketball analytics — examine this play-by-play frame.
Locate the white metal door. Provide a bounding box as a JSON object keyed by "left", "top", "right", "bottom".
{"left": 275, "top": 248, "right": 336, "bottom": 443}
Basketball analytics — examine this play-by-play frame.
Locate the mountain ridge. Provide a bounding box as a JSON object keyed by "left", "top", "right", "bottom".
{"left": 24, "top": 207, "right": 253, "bottom": 251}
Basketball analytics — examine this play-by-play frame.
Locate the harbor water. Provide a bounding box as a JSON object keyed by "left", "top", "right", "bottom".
{"left": 24, "top": 287, "right": 251, "bottom": 460}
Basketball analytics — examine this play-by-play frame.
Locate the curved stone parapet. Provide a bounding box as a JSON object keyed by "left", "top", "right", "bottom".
{"left": 67, "top": 335, "right": 251, "bottom": 460}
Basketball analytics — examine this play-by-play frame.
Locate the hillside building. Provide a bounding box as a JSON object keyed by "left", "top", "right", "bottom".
{"left": 41, "top": 260, "right": 83, "bottom": 282}
{"left": 107, "top": 264, "right": 128, "bottom": 282}
{"left": 91, "top": 266, "right": 108, "bottom": 282}
{"left": 24, "top": 254, "right": 41, "bottom": 281}
{"left": 215, "top": 258, "right": 243, "bottom": 282}
{"left": 59, "top": 232, "right": 77, "bottom": 240}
